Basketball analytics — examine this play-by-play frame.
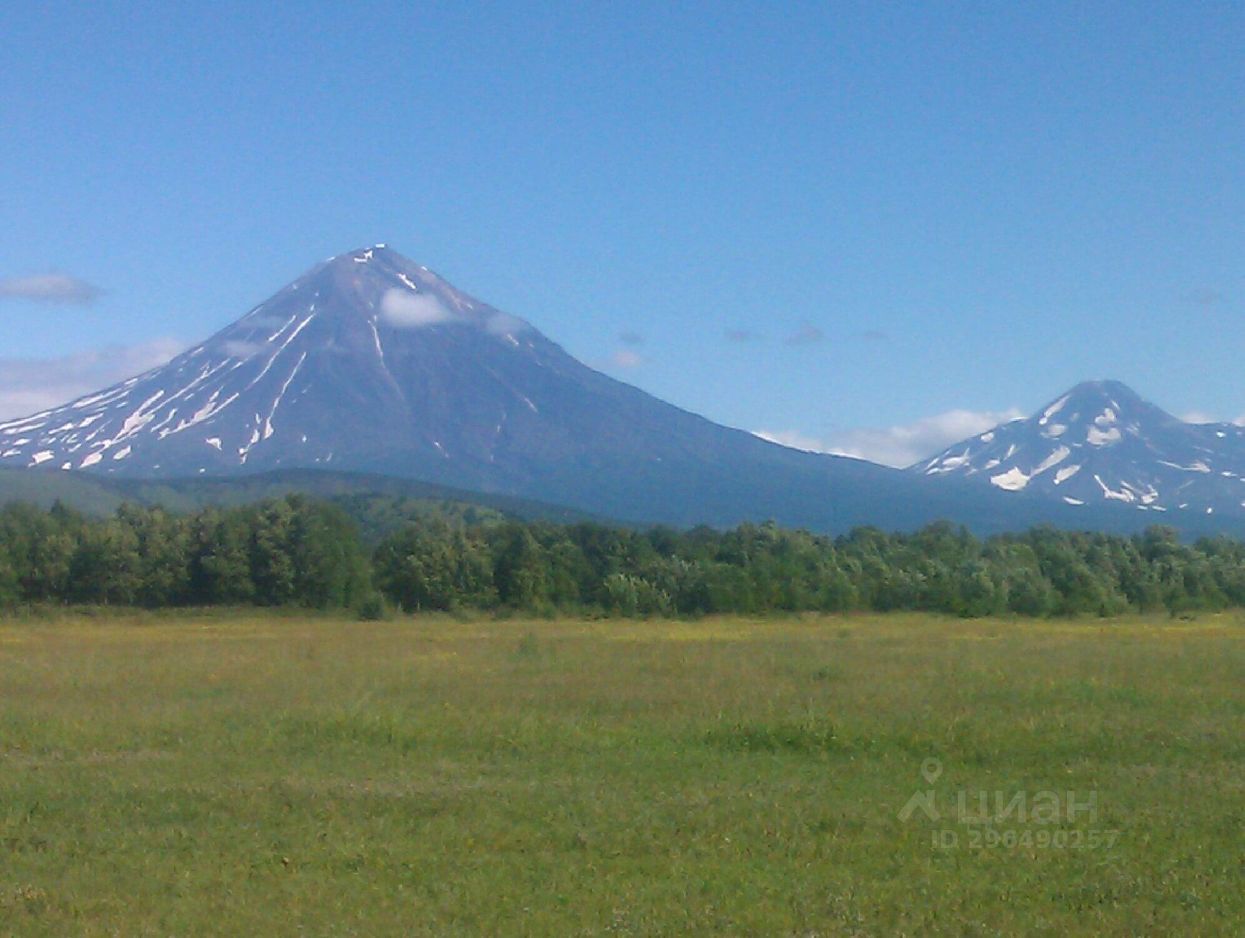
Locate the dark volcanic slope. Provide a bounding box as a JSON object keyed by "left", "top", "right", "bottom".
{"left": 914, "top": 380, "right": 1245, "bottom": 518}
{"left": 0, "top": 248, "right": 1190, "bottom": 534}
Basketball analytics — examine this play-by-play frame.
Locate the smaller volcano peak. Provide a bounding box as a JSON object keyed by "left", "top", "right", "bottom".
{"left": 1061, "top": 379, "right": 1144, "bottom": 406}
{"left": 912, "top": 376, "right": 1245, "bottom": 515}
{"left": 1037, "top": 380, "right": 1168, "bottom": 430}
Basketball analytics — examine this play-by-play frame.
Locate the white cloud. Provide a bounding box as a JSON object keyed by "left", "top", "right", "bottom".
{"left": 1170, "top": 408, "right": 1245, "bottom": 426}
{"left": 485, "top": 310, "right": 529, "bottom": 337}
{"left": 1180, "top": 411, "right": 1216, "bottom": 425}
{"left": 379, "top": 288, "right": 453, "bottom": 328}
{"left": 755, "top": 407, "right": 1026, "bottom": 468}
{"left": 609, "top": 349, "right": 643, "bottom": 369}
{"left": 1179, "top": 410, "right": 1245, "bottom": 427}
{"left": 0, "top": 273, "right": 101, "bottom": 304}
{"left": 827, "top": 408, "right": 1026, "bottom": 467}
{"left": 222, "top": 339, "right": 267, "bottom": 358}
{"left": 0, "top": 338, "right": 184, "bottom": 420}
{"left": 753, "top": 429, "right": 829, "bottom": 453}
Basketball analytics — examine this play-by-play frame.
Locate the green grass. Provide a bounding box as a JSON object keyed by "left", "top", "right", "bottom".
{"left": 0, "top": 611, "right": 1242, "bottom": 935}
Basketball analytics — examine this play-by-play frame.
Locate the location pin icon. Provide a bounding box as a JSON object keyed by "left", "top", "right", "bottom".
{"left": 921, "top": 757, "right": 942, "bottom": 785}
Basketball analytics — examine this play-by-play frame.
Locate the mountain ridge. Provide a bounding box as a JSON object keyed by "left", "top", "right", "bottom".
{"left": 3, "top": 246, "right": 1242, "bottom": 536}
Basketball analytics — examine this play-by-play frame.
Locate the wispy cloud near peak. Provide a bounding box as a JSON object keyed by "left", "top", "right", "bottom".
{"left": 0, "top": 273, "right": 102, "bottom": 305}
{"left": 379, "top": 289, "right": 453, "bottom": 328}
{"left": 755, "top": 407, "right": 1025, "bottom": 468}
{"left": 0, "top": 338, "right": 185, "bottom": 420}
{"left": 609, "top": 349, "right": 643, "bottom": 368}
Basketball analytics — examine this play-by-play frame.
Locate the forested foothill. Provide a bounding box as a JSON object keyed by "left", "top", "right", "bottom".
{"left": 4, "top": 494, "right": 1245, "bottom": 619}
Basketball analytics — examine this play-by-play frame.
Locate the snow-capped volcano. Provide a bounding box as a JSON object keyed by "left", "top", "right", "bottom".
{"left": 0, "top": 246, "right": 540, "bottom": 477}
{"left": 0, "top": 245, "right": 997, "bottom": 532}
{"left": 914, "top": 380, "right": 1245, "bottom": 516}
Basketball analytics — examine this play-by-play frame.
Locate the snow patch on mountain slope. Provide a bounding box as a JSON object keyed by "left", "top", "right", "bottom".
{"left": 991, "top": 467, "right": 1030, "bottom": 491}
{"left": 1032, "top": 445, "right": 1070, "bottom": 476}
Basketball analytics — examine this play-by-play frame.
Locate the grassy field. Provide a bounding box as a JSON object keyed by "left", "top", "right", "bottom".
{"left": 0, "top": 611, "right": 1241, "bottom": 935}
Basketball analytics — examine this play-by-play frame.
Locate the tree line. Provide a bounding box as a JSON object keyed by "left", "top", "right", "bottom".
{"left": 3, "top": 496, "right": 1245, "bottom": 618}
{"left": 0, "top": 497, "right": 371, "bottom": 610}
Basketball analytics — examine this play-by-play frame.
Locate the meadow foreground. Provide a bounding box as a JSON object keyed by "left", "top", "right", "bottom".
{"left": 0, "top": 611, "right": 1241, "bottom": 935}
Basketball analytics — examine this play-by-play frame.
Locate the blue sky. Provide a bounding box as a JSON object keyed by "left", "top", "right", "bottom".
{"left": 1, "top": 1, "right": 1241, "bottom": 465}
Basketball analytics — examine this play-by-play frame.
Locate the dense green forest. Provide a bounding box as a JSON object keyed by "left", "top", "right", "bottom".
{"left": 3, "top": 495, "right": 1245, "bottom": 617}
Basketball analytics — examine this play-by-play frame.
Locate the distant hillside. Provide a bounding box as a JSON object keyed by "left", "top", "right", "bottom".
{"left": 0, "top": 467, "right": 597, "bottom": 542}
{"left": 0, "top": 468, "right": 130, "bottom": 514}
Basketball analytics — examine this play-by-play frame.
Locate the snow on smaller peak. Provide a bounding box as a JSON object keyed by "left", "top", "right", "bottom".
{"left": 991, "top": 467, "right": 1030, "bottom": 491}
{"left": 1158, "top": 459, "right": 1212, "bottom": 473}
{"left": 925, "top": 450, "right": 971, "bottom": 475}
{"left": 1039, "top": 395, "right": 1070, "bottom": 426}
{"left": 1054, "top": 464, "right": 1081, "bottom": 484}
{"left": 1094, "top": 474, "right": 1134, "bottom": 502}
{"left": 1031, "top": 446, "right": 1070, "bottom": 477}
{"left": 1086, "top": 425, "right": 1121, "bottom": 446}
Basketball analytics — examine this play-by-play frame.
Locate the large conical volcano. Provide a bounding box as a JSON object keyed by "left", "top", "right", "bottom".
{"left": 0, "top": 245, "right": 599, "bottom": 480}
{"left": 0, "top": 246, "right": 1133, "bottom": 532}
